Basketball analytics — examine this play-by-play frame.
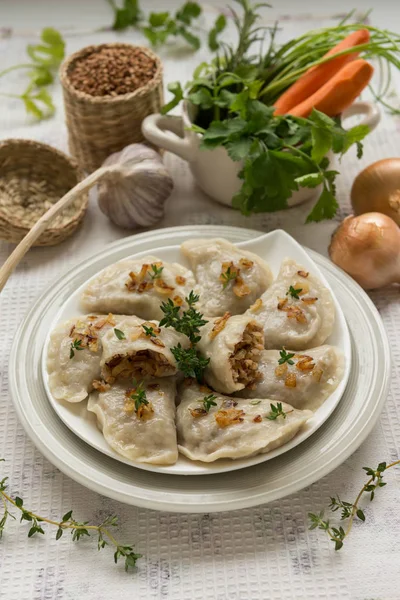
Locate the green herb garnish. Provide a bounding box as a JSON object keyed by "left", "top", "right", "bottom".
{"left": 250, "top": 400, "right": 261, "bottom": 405}
{"left": 309, "top": 459, "right": 400, "bottom": 551}
{"left": 0, "top": 28, "right": 64, "bottom": 120}
{"left": 106, "top": 1, "right": 226, "bottom": 51}
{"left": 278, "top": 349, "right": 295, "bottom": 365}
{"left": 114, "top": 328, "right": 126, "bottom": 340}
{"left": 129, "top": 381, "right": 149, "bottom": 412}
{"left": 69, "top": 339, "right": 84, "bottom": 359}
{"left": 220, "top": 265, "right": 238, "bottom": 289}
{"left": 266, "top": 402, "right": 287, "bottom": 420}
{"left": 0, "top": 458, "right": 141, "bottom": 570}
{"left": 142, "top": 324, "right": 156, "bottom": 337}
{"left": 160, "top": 292, "right": 207, "bottom": 345}
{"left": 203, "top": 394, "right": 217, "bottom": 412}
{"left": 287, "top": 285, "right": 303, "bottom": 300}
{"left": 149, "top": 264, "right": 164, "bottom": 280}
{"left": 171, "top": 344, "right": 210, "bottom": 382}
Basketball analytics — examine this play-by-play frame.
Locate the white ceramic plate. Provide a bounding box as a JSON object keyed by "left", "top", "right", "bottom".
{"left": 41, "top": 230, "right": 351, "bottom": 476}
{"left": 9, "top": 226, "right": 390, "bottom": 512}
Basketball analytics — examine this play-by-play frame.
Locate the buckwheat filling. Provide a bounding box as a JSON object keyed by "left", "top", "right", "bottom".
{"left": 229, "top": 321, "right": 264, "bottom": 387}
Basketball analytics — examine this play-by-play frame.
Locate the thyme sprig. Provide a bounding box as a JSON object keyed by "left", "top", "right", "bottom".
{"left": 0, "top": 460, "right": 141, "bottom": 571}
{"left": 278, "top": 349, "right": 295, "bottom": 365}
{"left": 203, "top": 394, "right": 218, "bottom": 412}
{"left": 114, "top": 328, "right": 126, "bottom": 340}
{"left": 69, "top": 339, "right": 84, "bottom": 359}
{"left": 149, "top": 264, "right": 164, "bottom": 280}
{"left": 287, "top": 285, "right": 303, "bottom": 300}
{"left": 142, "top": 324, "right": 156, "bottom": 337}
{"left": 309, "top": 460, "right": 400, "bottom": 550}
{"left": 160, "top": 291, "right": 209, "bottom": 381}
{"left": 266, "top": 402, "right": 287, "bottom": 420}
{"left": 129, "top": 381, "right": 149, "bottom": 412}
{"left": 220, "top": 266, "right": 239, "bottom": 290}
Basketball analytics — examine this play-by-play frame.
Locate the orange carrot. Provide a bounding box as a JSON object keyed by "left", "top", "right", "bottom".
{"left": 274, "top": 29, "right": 370, "bottom": 115}
{"left": 288, "top": 59, "right": 374, "bottom": 118}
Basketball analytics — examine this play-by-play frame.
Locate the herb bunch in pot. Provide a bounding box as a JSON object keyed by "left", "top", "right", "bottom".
{"left": 60, "top": 43, "right": 163, "bottom": 173}
{"left": 142, "top": 0, "right": 400, "bottom": 222}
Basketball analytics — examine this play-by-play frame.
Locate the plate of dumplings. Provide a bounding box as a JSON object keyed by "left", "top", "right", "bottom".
{"left": 10, "top": 227, "right": 390, "bottom": 510}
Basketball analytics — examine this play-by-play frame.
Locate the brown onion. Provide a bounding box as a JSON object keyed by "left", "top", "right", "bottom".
{"left": 329, "top": 212, "right": 400, "bottom": 289}
{"left": 351, "top": 159, "right": 400, "bottom": 226}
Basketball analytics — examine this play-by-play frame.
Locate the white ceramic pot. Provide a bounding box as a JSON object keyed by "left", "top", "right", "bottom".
{"left": 142, "top": 101, "right": 380, "bottom": 208}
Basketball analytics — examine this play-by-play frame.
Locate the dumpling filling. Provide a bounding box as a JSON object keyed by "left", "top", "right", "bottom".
{"left": 102, "top": 349, "right": 175, "bottom": 383}
{"left": 229, "top": 321, "right": 264, "bottom": 387}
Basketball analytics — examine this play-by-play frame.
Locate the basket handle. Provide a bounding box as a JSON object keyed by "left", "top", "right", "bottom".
{"left": 0, "top": 166, "right": 110, "bottom": 293}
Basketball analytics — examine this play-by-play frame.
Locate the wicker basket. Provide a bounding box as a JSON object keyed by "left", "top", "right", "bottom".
{"left": 60, "top": 43, "right": 164, "bottom": 173}
{"left": 0, "top": 139, "right": 88, "bottom": 246}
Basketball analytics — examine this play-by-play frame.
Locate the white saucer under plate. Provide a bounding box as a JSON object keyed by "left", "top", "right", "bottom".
{"left": 9, "top": 226, "right": 390, "bottom": 512}
{"left": 40, "top": 229, "right": 351, "bottom": 476}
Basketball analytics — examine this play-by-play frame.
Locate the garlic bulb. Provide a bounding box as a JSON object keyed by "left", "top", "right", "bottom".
{"left": 351, "top": 158, "right": 400, "bottom": 226}
{"left": 97, "top": 144, "right": 174, "bottom": 229}
{"left": 329, "top": 212, "right": 400, "bottom": 289}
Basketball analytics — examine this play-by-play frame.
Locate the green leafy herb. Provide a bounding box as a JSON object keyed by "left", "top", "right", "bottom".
{"left": 309, "top": 460, "right": 399, "bottom": 551}
{"left": 69, "top": 339, "right": 84, "bottom": 359}
{"left": 0, "top": 28, "right": 64, "bottom": 121}
{"left": 171, "top": 344, "right": 210, "bottom": 381}
{"left": 114, "top": 328, "right": 126, "bottom": 340}
{"left": 278, "top": 349, "right": 295, "bottom": 365}
{"left": 141, "top": 2, "right": 202, "bottom": 50}
{"left": 142, "top": 324, "right": 156, "bottom": 337}
{"left": 108, "top": 0, "right": 141, "bottom": 30}
{"left": 250, "top": 400, "right": 261, "bottom": 405}
{"left": 161, "top": 0, "right": 400, "bottom": 220}
{"left": 266, "top": 402, "right": 287, "bottom": 420}
{"left": 160, "top": 292, "right": 207, "bottom": 345}
{"left": 208, "top": 14, "right": 227, "bottom": 51}
{"left": 129, "top": 382, "right": 149, "bottom": 412}
{"left": 220, "top": 265, "right": 238, "bottom": 289}
{"left": 149, "top": 264, "right": 164, "bottom": 280}
{"left": 286, "top": 285, "right": 303, "bottom": 300}
{"left": 203, "top": 394, "right": 218, "bottom": 412}
{"left": 0, "top": 459, "right": 141, "bottom": 570}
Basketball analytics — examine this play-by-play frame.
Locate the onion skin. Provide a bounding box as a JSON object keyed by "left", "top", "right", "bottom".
{"left": 329, "top": 212, "right": 400, "bottom": 289}
{"left": 351, "top": 158, "right": 400, "bottom": 226}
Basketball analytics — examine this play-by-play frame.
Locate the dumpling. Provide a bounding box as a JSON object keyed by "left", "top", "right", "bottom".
{"left": 88, "top": 378, "right": 178, "bottom": 465}
{"left": 47, "top": 314, "right": 118, "bottom": 403}
{"left": 181, "top": 238, "right": 273, "bottom": 317}
{"left": 197, "top": 313, "right": 264, "bottom": 394}
{"left": 100, "top": 315, "right": 189, "bottom": 383}
{"left": 247, "top": 258, "right": 335, "bottom": 349}
{"left": 80, "top": 255, "right": 196, "bottom": 320}
{"left": 176, "top": 381, "right": 312, "bottom": 462}
{"left": 235, "top": 345, "right": 344, "bottom": 411}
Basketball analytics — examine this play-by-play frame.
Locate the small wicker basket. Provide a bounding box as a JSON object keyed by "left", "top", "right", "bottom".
{"left": 0, "top": 139, "right": 88, "bottom": 246}
{"left": 60, "top": 43, "right": 164, "bottom": 173}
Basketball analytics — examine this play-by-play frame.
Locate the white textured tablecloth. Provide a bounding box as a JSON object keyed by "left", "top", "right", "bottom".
{"left": 0, "top": 3, "right": 399, "bottom": 598}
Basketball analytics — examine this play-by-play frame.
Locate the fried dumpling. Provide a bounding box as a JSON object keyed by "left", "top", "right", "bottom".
{"left": 176, "top": 381, "right": 312, "bottom": 462}
{"left": 47, "top": 314, "right": 118, "bottom": 403}
{"left": 100, "top": 315, "right": 189, "bottom": 383}
{"left": 235, "top": 345, "right": 344, "bottom": 411}
{"left": 80, "top": 255, "right": 196, "bottom": 320}
{"left": 197, "top": 313, "right": 264, "bottom": 394}
{"left": 181, "top": 238, "right": 273, "bottom": 317}
{"left": 247, "top": 258, "right": 335, "bottom": 349}
{"left": 88, "top": 378, "right": 178, "bottom": 465}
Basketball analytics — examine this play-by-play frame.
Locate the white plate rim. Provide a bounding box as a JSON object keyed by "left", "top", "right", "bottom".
{"left": 39, "top": 229, "right": 351, "bottom": 475}
{"left": 8, "top": 225, "right": 391, "bottom": 512}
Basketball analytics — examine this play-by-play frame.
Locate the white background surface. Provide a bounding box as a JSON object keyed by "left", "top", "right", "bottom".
{"left": 0, "top": 1, "right": 399, "bottom": 599}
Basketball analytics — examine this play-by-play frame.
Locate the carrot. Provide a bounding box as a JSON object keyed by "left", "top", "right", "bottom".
{"left": 273, "top": 29, "right": 370, "bottom": 115}
{"left": 288, "top": 59, "right": 374, "bottom": 118}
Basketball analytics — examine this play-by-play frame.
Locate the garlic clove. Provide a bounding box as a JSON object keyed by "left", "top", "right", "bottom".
{"left": 329, "top": 212, "right": 400, "bottom": 289}
{"left": 351, "top": 158, "right": 400, "bottom": 226}
{"left": 97, "top": 143, "right": 174, "bottom": 229}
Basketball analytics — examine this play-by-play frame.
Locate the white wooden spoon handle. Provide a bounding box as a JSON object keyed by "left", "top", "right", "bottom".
{"left": 0, "top": 166, "right": 110, "bottom": 293}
